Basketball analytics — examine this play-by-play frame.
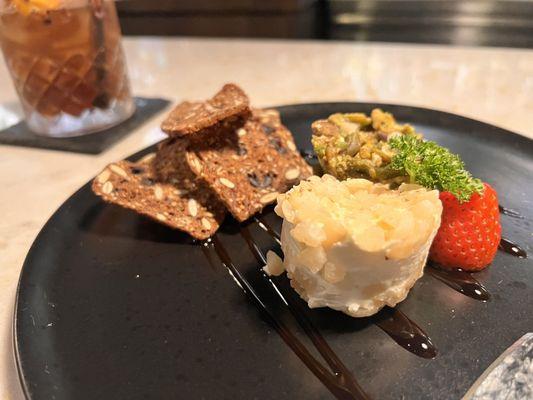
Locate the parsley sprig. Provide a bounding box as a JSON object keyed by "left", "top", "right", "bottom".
{"left": 388, "top": 135, "right": 484, "bottom": 202}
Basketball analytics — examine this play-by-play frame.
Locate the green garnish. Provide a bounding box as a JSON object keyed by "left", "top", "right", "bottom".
{"left": 388, "top": 135, "right": 484, "bottom": 202}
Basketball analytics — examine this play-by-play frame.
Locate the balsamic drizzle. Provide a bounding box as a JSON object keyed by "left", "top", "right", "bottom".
{"left": 250, "top": 217, "right": 438, "bottom": 359}
{"left": 203, "top": 235, "right": 371, "bottom": 400}
{"left": 240, "top": 226, "right": 369, "bottom": 398}
{"left": 499, "top": 238, "right": 527, "bottom": 258}
{"left": 254, "top": 216, "right": 281, "bottom": 244}
{"left": 497, "top": 206, "right": 527, "bottom": 258}
{"left": 200, "top": 238, "right": 223, "bottom": 272}
{"left": 197, "top": 201, "right": 528, "bottom": 397}
{"left": 426, "top": 263, "right": 490, "bottom": 301}
{"left": 499, "top": 205, "right": 524, "bottom": 219}
{"left": 240, "top": 225, "right": 268, "bottom": 265}
{"left": 374, "top": 308, "right": 437, "bottom": 359}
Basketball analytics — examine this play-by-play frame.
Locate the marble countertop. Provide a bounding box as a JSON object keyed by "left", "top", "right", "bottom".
{"left": 1, "top": 37, "right": 532, "bottom": 399}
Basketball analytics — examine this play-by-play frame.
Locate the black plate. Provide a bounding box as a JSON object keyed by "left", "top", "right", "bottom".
{"left": 15, "top": 103, "right": 533, "bottom": 400}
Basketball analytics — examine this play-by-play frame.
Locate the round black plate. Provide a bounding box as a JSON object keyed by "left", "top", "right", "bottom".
{"left": 15, "top": 103, "right": 533, "bottom": 400}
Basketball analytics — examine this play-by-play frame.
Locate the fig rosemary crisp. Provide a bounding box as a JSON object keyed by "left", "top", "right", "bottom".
{"left": 92, "top": 84, "right": 312, "bottom": 237}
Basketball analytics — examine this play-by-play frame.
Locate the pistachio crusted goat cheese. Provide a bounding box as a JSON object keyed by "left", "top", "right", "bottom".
{"left": 311, "top": 109, "right": 421, "bottom": 183}
{"left": 269, "top": 175, "right": 442, "bottom": 318}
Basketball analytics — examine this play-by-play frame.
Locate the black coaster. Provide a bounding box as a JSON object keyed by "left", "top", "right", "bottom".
{"left": 0, "top": 97, "right": 170, "bottom": 154}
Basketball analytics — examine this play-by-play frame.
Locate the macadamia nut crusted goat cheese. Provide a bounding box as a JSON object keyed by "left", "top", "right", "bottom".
{"left": 267, "top": 174, "right": 442, "bottom": 317}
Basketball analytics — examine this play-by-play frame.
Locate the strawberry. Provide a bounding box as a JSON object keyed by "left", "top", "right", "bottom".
{"left": 429, "top": 182, "right": 501, "bottom": 271}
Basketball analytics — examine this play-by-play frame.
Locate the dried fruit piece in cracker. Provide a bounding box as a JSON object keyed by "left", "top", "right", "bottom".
{"left": 92, "top": 153, "right": 225, "bottom": 240}
{"left": 160, "top": 83, "right": 251, "bottom": 137}
{"left": 177, "top": 108, "right": 313, "bottom": 222}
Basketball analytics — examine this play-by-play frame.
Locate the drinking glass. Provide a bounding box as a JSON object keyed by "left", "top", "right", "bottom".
{"left": 0, "top": 0, "right": 135, "bottom": 137}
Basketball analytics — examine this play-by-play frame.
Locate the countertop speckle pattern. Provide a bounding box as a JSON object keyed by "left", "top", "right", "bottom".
{"left": 468, "top": 333, "right": 533, "bottom": 400}
{"left": 1, "top": 38, "right": 532, "bottom": 400}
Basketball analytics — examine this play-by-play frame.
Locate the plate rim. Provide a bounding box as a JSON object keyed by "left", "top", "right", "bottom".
{"left": 13, "top": 101, "right": 533, "bottom": 400}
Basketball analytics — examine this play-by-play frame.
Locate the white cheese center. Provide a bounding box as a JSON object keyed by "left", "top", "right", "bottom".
{"left": 269, "top": 175, "right": 442, "bottom": 317}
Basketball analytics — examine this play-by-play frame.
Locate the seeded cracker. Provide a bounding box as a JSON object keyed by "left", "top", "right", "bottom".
{"left": 92, "top": 150, "right": 225, "bottom": 240}
{"left": 160, "top": 83, "right": 251, "bottom": 137}
{"left": 181, "top": 108, "right": 313, "bottom": 221}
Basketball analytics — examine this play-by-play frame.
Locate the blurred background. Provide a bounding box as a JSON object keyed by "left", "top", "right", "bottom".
{"left": 116, "top": 0, "right": 533, "bottom": 48}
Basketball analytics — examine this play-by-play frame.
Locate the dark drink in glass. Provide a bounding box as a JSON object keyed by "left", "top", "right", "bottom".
{"left": 0, "top": 0, "right": 134, "bottom": 136}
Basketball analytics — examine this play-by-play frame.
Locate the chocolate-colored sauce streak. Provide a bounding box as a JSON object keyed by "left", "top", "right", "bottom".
{"left": 240, "top": 226, "right": 269, "bottom": 266}
{"left": 254, "top": 216, "right": 281, "bottom": 244}
{"left": 374, "top": 308, "right": 437, "bottom": 359}
{"left": 240, "top": 226, "right": 369, "bottom": 398}
{"left": 202, "top": 235, "right": 371, "bottom": 400}
{"left": 497, "top": 205, "right": 527, "bottom": 258}
{"left": 499, "top": 238, "right": 527, "bottom": 258}
{"left": 499, "top": 205, "right": 524, "bottom": 219}
{"left": 426, "top": 263, "right": 490, "bottom": 301}
{"left": 253, "top": 217, "right": 438, "bottom": 359}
